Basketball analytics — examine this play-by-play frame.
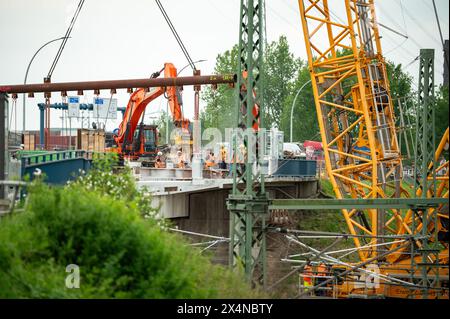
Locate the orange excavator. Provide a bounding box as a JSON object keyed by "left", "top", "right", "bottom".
{"left": 113, "top": 63, "right": 190, "bottom": 164}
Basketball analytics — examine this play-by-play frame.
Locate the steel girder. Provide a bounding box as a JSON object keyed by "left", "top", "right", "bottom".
{"left": 269, "top": 198, "right": 447, "bottom": 211}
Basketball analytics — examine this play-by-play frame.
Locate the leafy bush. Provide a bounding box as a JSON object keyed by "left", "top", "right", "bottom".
{"left": 0, "top": 156, "right": 263, "bottom": 298}
{"left": 70, "top": 153, "right": 163, "bottom": 225}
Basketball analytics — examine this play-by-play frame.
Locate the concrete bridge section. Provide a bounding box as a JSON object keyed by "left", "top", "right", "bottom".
{"left": 139, "top": 176, "right": 319, "bottom": 266}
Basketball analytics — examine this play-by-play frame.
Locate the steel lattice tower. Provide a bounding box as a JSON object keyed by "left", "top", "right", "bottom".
{"left": 411, "top": 48, "right": 440, "bottom": 298}
{"left": 227, "top": 0, "right": 269, "bottom": 287}
{"left": 414, "top": 49, "right": 437, "bottom": 197}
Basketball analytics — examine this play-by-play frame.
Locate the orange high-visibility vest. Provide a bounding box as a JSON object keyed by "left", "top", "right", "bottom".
{"left": 303, "top": 265, "right": 313, "bottom": 285}
{"left": 317, "top": 263, "right": 327, "bottom": 277}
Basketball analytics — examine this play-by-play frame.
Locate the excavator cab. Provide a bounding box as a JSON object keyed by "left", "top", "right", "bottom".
{"left": 132, "top": 123, "right": 158, "bottom": 159}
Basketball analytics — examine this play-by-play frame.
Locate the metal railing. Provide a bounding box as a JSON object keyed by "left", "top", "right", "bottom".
{"left": 19, "top": 150, "right": 105, "bottom": 167}
{"left": 0, "top": 180, "right": 28, "bottom": 216}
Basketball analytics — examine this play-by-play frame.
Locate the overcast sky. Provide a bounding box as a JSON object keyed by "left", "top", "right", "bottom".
{"left": 0, "top": 0, "right": 448, "bottom": 132}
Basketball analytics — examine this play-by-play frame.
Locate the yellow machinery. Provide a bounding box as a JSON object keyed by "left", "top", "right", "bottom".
{"left": 297, "top": 0, "right": 448, "bottom": 298}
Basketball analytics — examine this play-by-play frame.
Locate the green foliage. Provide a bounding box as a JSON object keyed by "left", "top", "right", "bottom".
{"left": 155, "top": 110, "right": 172, "bottom": 146}
{"left": 202, "top": 36, "right": 301, "bottom": 132}
{"left": 319, "top": 179, "right": 335, "bottom": 198}
{"left": 264, "top": 36, "right": 301, "bottom": 127}
{"left": 0, "top": 181, "right": 263, "bottom": 298}
{"left": 435, "top": 85, "right": 449, "bottom": 145}
{"left": 279, "top": 64, "right": 319, "bottom": 142}
{"left": 70, "top": 154, "right": 162, "bottom": 224}
{"left": 0, "top": 156, "right": 263, "bottom": 298}
{"left": 203, "top": 40, "right": 415, "bottom": 147}
{"left": 386, "top": 60, "right": 414, "bottom": 100}
{"left": 201, "top": 45, "right": 239, "bottom": 134}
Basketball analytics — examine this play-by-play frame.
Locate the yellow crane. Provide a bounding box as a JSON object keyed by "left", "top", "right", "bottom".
{"left": 297, "top": 0, "right": 448, "bottom": 298}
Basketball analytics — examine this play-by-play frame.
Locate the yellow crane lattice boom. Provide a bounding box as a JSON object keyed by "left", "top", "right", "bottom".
{"left": 297, "top": 0, "right": 407, "bottom": 262}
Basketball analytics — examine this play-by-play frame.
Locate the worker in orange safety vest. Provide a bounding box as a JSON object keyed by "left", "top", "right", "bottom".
{"left": 205, "top": 151, "right": 216, "bottom": 168}
{"left": 315, "top": 263, "right": 328, "bottom": 296}
{"left": 303, "top": 264, "right": 314, "bottom": 293}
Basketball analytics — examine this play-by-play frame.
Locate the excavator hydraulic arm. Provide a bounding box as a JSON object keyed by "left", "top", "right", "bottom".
{"left": 114, "top": 63, "right": 188, "bottom": 154}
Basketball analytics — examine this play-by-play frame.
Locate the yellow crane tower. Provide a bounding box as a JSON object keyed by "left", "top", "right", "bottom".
{"left": 297, "top": 0, "right": 448, "bottom": 298}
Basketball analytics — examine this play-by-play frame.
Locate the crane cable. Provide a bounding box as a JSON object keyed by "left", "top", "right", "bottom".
{"left": 432, "top": 0, "right": 449, "bottom": 73}
{"left": 154, "top": 0, "right": 196, "bottom": 72}
{"left": 400, "top": 1, "right": 442, "bottom": 48}
{"left": 47, "top": 0, "right": 85, "bottom": 79}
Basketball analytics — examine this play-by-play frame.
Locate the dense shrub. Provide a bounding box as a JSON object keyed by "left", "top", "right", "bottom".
{"left": 0, "top": 159, "right": 262, "bottom": 298}
{"left": 69, "top": 154, "right": 162, "bottom": 224}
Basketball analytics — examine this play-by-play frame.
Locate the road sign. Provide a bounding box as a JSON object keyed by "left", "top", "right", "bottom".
{"left": 68, "top": 96, "right": 80, "bottom": 118}
{"left": 93, "top": 97, "right": 117, "bottom": 119}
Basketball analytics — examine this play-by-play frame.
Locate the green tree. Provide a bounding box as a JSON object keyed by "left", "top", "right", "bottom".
{"left": 386, "top": 60, "right": 414, "bottom": 100}
{"left": 435, "top": 85, "right": 449, "bottom": 144}
{"left": 264, "top": 36, "right": 301, "bottom": 127}
{"left": 279, "top": 62, "right": 319, "bottom": 142}
{"left": 201, "top": 45, "right": 239, "bottom": 134}
{"left": 155, "top": 110, "right": 171, "bottom": 145}
{"left": 202, "top": 41, "right": 416, "bottom": 148}
{"left": 201, "top": 36, "right": 300, "bottom": 131}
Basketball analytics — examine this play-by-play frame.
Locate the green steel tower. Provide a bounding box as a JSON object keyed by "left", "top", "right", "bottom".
{"left": 414, "top": 49, "right": 437, "bottom": 196}
{"left": 227, "top": 0, "right": 269, "bottom": 287}
{"left": 412, "top": 48, "right": 440, "bottom": 298}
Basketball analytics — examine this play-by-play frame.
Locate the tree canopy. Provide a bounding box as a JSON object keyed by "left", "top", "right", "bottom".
{"left": 201, "top": 36, "right": 424, "bottom": 147}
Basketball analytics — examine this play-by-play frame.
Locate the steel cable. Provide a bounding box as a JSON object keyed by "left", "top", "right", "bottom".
{"left": 155, "top": 0, "right": 196, "bottom": 71}
{"left": 47, "top": 0, "right": 85, "bottom": 79}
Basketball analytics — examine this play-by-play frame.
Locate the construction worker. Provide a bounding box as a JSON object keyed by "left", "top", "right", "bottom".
{"left": 303, "top": 264, "right": 314, "bottom": 294}
{"left": 155, "top": 158, "right": 164, "bottom": 168}
{"left": 176, "top": 150, "right": 185, "bottom": 169}
{"left": 237, "top": 144, "right": 247, "bottom": 176}
{"left": 315, "top": 263, "right": 328, "bottom": 296}
{"left": 219, "top": 145, "right": 228, "bottom": 170}
{"left": 205, "top": 151, "right": 216, "bottom": 168}
{"left": 228, "top": 144, "right": 247, "bottom": 177}
{"left": 155, "top": 151, "right": 166, "bottom": 168}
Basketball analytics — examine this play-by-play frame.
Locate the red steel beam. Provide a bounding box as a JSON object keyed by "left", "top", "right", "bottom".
{"left": 0, "top": 74, "right": 236, "bottom": 95}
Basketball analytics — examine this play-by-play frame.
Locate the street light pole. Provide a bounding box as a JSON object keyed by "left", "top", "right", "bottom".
{"left": 22, "top": 36, "right": 70, "bottom": 135}
{"left": 177, "top": 59, "right": 207, "bottom": 76}
{"left": 290, "top": 79, "right": 311, "bottom": 143}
